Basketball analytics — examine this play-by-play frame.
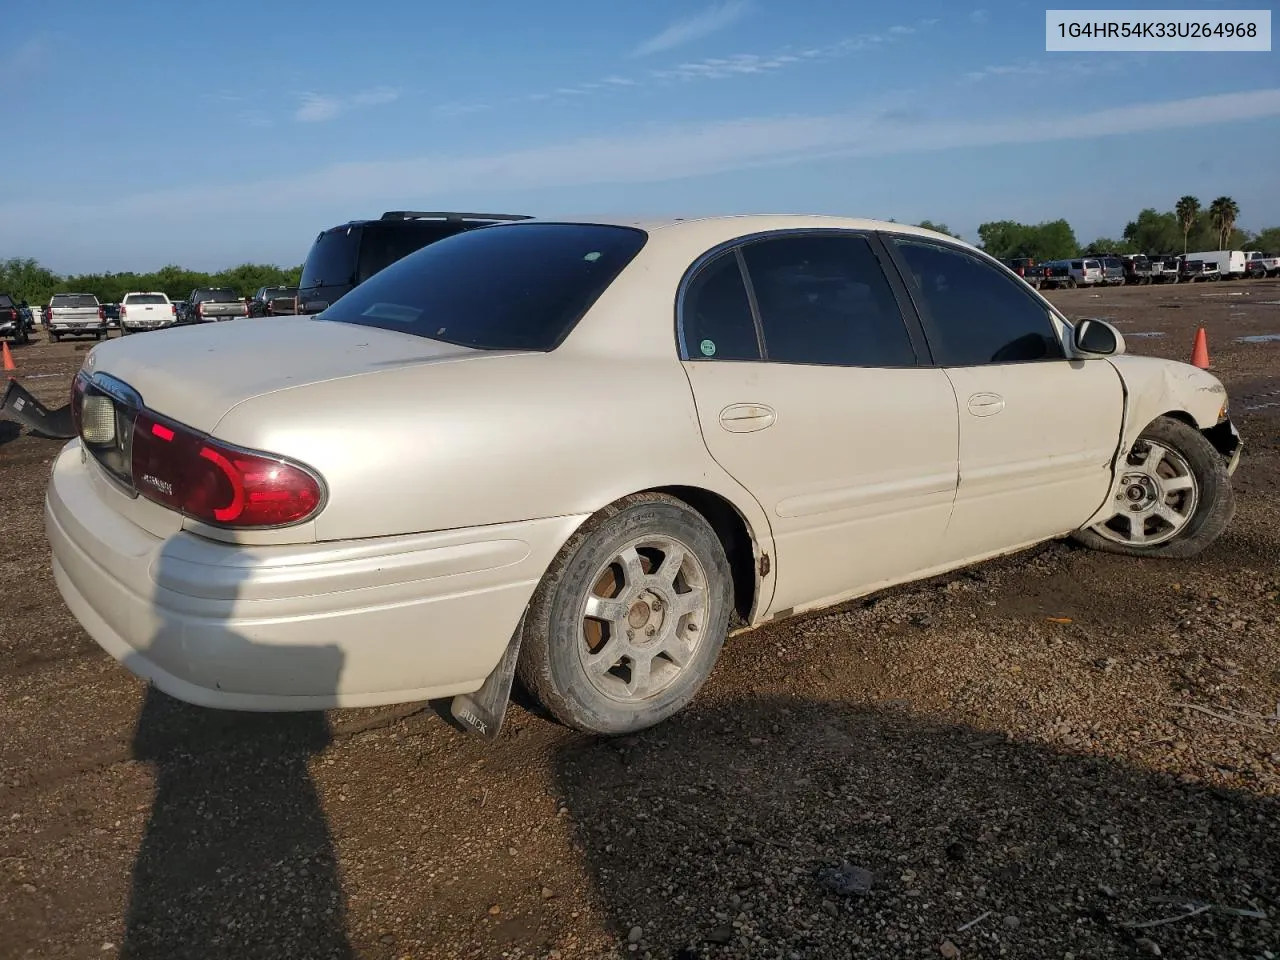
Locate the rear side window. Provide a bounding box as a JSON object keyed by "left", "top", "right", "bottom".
{"left": 320, "top": 223, "right": 647, "bottom": 351}
{"left": 51, "top": 294, "right": 99, "bottom": 308}
{"left": 300, "top": 226, "right": 362, "bottom": 290}
{"left": 891, "top": 238, "right": 1064, "bottom": 366}
{"left": 123, "top": 294, "right": 168, "bottom": 304}
{"left": 741, "top": 234, "right": 917, "bottom": 367}
{"left": 356, "top": 221, "right": 469, "bottom": 283}
{"left": 680, "top": 252, "right": 761, "bottom": 360}
{"left": 0, "top": 295, "right": 14, "bottom": 308}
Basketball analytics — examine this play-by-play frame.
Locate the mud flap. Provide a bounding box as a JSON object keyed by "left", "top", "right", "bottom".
{"left": 449, "top": 623, "right": 523, "bottom": 741}
{"left": 2, "top": 378, "right": 77, "bottom": 439}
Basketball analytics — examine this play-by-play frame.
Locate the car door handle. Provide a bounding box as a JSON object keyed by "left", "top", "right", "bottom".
{"left": 719, "top": 403, "right": 777, "bottom": 433}
{"left": 966, "top": 392, "right": 1005, "bottom": 417}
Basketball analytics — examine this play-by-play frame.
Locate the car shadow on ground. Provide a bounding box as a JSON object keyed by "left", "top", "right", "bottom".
{"left": 0, "top": 420, "right": 20, "bottom": 445}
{"left": 550, "top": 695, "right": 1279, "bottom": 959}
{"left": 119, "top": 538, "right": 355, "bottom": 960}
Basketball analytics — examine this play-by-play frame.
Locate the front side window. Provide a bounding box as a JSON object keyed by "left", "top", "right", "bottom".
{"left": 890, "top": 238, "right": 1065, "bottom": 366}
{"left": 739, "top": 234, "right": 917, "bottom": 367}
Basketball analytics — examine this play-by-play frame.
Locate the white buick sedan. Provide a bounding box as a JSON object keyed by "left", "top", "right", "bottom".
{"left": 44, "top": 216, "right": 1242, "bottom": 736}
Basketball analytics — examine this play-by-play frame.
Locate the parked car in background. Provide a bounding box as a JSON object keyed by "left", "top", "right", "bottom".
{"left": 249, "top": 286, "right": 299, "bottom": 317}
{"left": 1120, "top": 254, "right": 1153, "bottom": 285}
{"left": 119, "top": 292, "right": 178, "bottom": 334}
{"left": 1038, "top": 261, "right": 1073, "bottom": 290}
{"left": 1180, "top": 259, "right": 1220, "bottom": 282}
{"left": 1185, "top": 250, "right": 1246, "bottom": 280}
{"left": 0, "top": 293, "right": 32, "bottom": 344}
{"left": 1244, "top": 250, "right": 1280, "bottom": 277}
{"left": 296, "top": 210, "right": 533, "bottom": 314}
{"left": 1001, "top": 258, "right": 1041, "bottom": 288}
{"left": 46, "top": 293, "right": 106, "bottom": 342}
{"left": 1097, "top": 256, "right": 1125, "bottom": 286}
{"left": 1039, "top": 258, "right": 1102, "bottom": 288}
{"left": 1147, "top": 255, "right": 1178, "bottom": 283}
{"left": 186, "top": 287, "right": 249, "bottom": 322}
{"left": 43, "top": 215, "right": 1242, "bottom": 737}
{"left": 100, "top": 303, "right": 121, "bottom": 330}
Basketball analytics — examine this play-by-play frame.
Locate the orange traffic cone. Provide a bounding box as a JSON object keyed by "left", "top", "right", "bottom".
{"left": 1190, "top": 327, "right": 1210, "bottom": 369}
{"left": 1, "top": 341, "right": 14, "bottom": 372}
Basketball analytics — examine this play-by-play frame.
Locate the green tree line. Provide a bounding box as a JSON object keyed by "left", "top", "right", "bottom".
{"left": 4, "top": 196, "right": 1277, "bottom": 302}
{"left": 0, "top": 258, "right": 302, "bottom": 306}
{"left": 971, "top": 195, "right": 1280, "bottom": 263}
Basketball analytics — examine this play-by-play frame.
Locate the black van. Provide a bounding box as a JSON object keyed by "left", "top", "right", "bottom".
{"left": 296, "top": 211, "right": 533, "bottom": 314}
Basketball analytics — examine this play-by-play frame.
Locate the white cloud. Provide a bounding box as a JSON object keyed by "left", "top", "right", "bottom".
{"left": 8, "top": 89, "right": 1278, "bottom": 235}
{"left": 294, "top": 86, "right": 401, "bottom": 123}
{"left": 237, "top": 110, "right": 273, "bottom": 128}
{"left": 963, "top": 57, "right": 1130, "bottom": 83}
{"left": 631, "top": 0, "right": 752, "bottom": 57}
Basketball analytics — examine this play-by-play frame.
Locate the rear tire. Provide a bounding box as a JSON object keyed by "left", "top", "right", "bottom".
{"left": 1072, "top": 416, "right": 1234, "bottom": 559}
{"left": 516, "top": 492, "right": 733, "bottom": 736}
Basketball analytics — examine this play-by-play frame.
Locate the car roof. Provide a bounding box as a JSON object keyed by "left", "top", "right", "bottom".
{"left": 511, "top": 214, "right": 980, "bottom": 250}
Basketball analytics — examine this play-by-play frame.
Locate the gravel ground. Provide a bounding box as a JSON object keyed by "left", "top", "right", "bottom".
{"left": 1, "top": 281, "right": 1278, "bottom": 960}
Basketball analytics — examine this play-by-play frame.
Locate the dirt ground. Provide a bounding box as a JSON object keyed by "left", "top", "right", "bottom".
{"left": 1, "top": 281, "right": 1278, "bottom": 960}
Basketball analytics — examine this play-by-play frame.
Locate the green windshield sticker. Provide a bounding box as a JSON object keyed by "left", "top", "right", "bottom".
{"left": 699, "top": 339, "right": 716, "bottom": 357}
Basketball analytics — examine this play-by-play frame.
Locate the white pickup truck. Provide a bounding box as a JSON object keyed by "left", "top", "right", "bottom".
{"left": 120, "top": 292, "right": 178, "bottom": 334}
{"left": 46, "top": 293, "right": 107, "bottom": 342}
{"left": 1244, "top": 251, "right": 1280, "bottom": 277}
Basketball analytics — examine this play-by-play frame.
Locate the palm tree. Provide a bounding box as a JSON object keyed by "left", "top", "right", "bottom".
{"left": 1175, "top": 196, "right": 1200, "bottom": 254}
{"left": 1209, "top": 196, "right": 1240, "bottom": 249}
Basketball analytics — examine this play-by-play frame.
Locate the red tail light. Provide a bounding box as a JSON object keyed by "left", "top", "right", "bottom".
{"left": 130, "top": 411, "right": 324, "bottom": 527}
{"left": 196, "top": 303, "right": 204, "bottom": 318}
{"left": 170, "top": 304, "right": 177, "bottom": 316}
{"left": 98, "top": 307, "right": 105, "bottom": 321}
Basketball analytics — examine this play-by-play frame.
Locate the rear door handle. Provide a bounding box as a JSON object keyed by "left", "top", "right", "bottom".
{"left": 966, "top": 392, "right": 1005, "bottom": 417}
{"left": 719, "top": 403, "right": 777, "bottom": 433}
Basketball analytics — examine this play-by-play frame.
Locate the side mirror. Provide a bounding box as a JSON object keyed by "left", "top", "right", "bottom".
{"left": 1073, "top": 318, "right": 1124, "bottom": 357}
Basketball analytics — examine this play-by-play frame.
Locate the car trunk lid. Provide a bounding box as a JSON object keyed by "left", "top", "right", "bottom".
{"left": 84, "top": 317, "right": 483, "bottom": 433}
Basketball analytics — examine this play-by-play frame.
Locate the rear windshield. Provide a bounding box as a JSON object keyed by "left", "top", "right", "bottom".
{"left": 123, "top": 293, "right": 168, "bottom": 304}
{"left": 192, "top": 289, "right": 239, "bottom": 302}
{"left": 0, "top": 295, "right": 13, "bottom": 308}
{"left": 51, "top": 294, "right": 98, "bottom": 308}
{"left": 1101, "top": 258, "right": 1121, "bottom": 268}
{"left": 319, "top": 222, "right": 648, "bottom": 351}
{"left": 263, "top": 287, "right": 297, "bottom": 298}
{"left": 300, "top": 226, "right": 362, "bottom": 290}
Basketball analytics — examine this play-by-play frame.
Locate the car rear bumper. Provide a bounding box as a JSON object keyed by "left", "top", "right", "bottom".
{"left": 46, "top": 440, "right": 585, "bottom": 711}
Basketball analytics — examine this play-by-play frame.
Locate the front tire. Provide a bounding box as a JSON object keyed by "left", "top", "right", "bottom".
{"left": 1072, "top": 416, "right": 1234, "bottom": 559}
{"left": 516, "top": 492, "right": 733, "bottom": 735}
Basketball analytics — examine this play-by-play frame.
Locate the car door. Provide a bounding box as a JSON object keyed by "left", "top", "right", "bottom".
{"left": 882, "top": 234, "right": 1124, "bottom": 564}
{"left": 678, "top": 231, "right": 960, "bottom": 616}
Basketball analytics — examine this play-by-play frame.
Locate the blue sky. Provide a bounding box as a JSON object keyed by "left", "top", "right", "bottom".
{"left": 1, "top": 0, "right": 1276, "bottom": 272}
